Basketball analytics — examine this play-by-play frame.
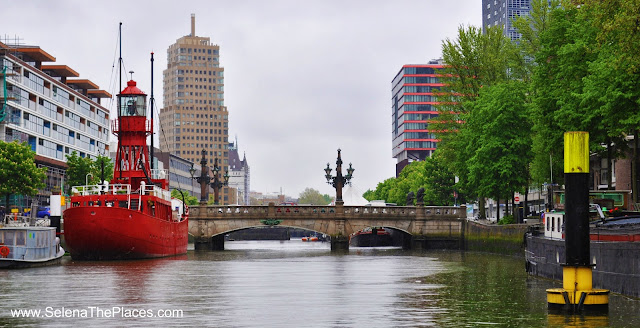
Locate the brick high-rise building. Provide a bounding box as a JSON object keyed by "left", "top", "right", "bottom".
{"left": 159, "top": 14, "right": 231, "bottom": 204}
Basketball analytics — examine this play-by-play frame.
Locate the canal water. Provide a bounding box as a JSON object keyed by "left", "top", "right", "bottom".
{"left": 1, "top": 240, "right": 639, "bottom": 327}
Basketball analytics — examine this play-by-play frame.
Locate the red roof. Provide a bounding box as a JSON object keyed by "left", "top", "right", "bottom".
{"left": 120, "top": 80, "right": 146, "bottom": 95}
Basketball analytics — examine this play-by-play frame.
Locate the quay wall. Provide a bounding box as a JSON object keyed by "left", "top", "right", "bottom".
{"left": 464, "top": 221, "right": 529, "bottom": 256}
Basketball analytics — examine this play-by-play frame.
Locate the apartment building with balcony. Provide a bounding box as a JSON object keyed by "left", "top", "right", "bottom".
{"left": 0, "top": 41, "right": 111, "bottom": 207}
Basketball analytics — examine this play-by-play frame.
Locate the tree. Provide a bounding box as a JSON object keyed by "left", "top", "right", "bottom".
{"left": 298, "top": 188, "right": 329, "bottom": 205}
{"left": 64, "top": 151, "right": 93, "bottom": 194}
{"left": 322, "top": 193, "right": 332, "bottom": 204}
{"left": 434, "top": 24, "right": 521, "bottom": 219}
{"left": 171, "top": 189, "right": 199, "bottom": 205}
{"left": 0, "top": 141, "right": 46, "bottom": 207}
{"left": 423, "top": 150, "right": 457, "bottom": 206}
{"left": 366, "top": 177, "right": 397, "bottom": 204}
{"left": 92, "top": 154, "right": 114, "bottom": 185}
{"left": 388, "top": 161, "right": 428, "bottom": 205}
{"left": 464, "top": 81, "right": 531, "bottom": 219}
{"left": 65, "top": 152, "right": 116, "bottom": 194}
{"left": 362, "top": 189, "right": 375, "bottom": 201}
{"left": 580, "top": 0, "right": 640, "bottom": 199}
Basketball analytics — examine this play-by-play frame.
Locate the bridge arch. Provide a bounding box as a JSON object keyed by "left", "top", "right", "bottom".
{"left": 188, "top": 203, "right": 466, "bottom": 251}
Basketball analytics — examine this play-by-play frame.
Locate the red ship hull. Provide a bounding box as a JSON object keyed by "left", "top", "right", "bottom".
{"left": 64, "top": 206, "right": 188, "bottom": 260}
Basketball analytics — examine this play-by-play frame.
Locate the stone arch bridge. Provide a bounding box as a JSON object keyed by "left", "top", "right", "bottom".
{"left": 188, "top": 203, "right": 467, "bottom": 250}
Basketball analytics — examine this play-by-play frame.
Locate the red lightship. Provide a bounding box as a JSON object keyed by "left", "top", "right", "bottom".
{"left": 63, "top": 56, "right": 188, "bottom": 260}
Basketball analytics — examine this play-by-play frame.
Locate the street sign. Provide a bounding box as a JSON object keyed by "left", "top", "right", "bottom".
{"left": 514, "top": 196, "right": 520, "bottom": 203}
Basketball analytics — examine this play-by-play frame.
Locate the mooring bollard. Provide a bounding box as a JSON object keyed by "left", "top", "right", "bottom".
{"left": 546, "top": 131, "right": 609, "bottom": 313}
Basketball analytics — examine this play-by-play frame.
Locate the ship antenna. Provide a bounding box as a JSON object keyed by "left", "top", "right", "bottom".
{"left": 118, "top": 22, "right": 123, "bottom": 179}
{"left": 119, "top": 23, "right": 122, "bottom": 101}
{"left": 150, "top": 52, "right": 154, "bottom": 171}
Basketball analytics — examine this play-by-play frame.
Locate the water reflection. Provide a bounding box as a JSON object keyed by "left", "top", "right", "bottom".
{"left": 419, "top": 252, "right": 640, "bottom": 328}
{"left": 547, "top": 314, "right": 609, "bottom": 328}
{"left": 0, "top": 241, "right": 639, "bottom": 327}
{"left": 65, "top": 256, "right": 188, "bottom": 305}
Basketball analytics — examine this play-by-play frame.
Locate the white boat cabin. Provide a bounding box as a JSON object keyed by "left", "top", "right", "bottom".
{"left": 0, "top": 226, "right": 61, "bottom": 262}
{"left": 544, "top": 212, "right": 565, "bottom": 239}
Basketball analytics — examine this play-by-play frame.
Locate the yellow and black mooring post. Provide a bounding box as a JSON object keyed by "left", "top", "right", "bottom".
{"left": 547, "top": 132, "right": 609, "bottom": 313}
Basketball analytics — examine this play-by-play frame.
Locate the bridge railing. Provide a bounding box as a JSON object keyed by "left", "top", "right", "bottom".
{"left": 192, "top": 204, "right": 465, "bottom": 219}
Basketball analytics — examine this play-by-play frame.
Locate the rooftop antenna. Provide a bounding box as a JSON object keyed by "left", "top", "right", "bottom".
{"left": 129, "top": 71, "right": 134, "bottom": 80}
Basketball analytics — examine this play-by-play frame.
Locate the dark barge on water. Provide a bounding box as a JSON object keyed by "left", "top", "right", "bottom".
{"left": 525, "top": 211, "right": 640, "bottom": 298}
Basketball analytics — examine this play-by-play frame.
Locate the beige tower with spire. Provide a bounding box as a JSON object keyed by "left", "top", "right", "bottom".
{"left": 159, "top": 14, "right": 231, "bottom": 204}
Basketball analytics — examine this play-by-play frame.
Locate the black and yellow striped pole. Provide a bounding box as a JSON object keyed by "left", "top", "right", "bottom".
{"left": 547, "top": 132, "right": 609, "bottom": 312}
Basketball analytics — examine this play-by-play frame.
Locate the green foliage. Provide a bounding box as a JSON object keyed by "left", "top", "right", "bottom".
{"left": 389, "top": 161, "right": 428, "bottom": 205}
{"left": 0, "top": 141, "right": 46, "bottom": 203}
{"left": 298, "top": 187, "right": 329, "bottom": 205}
{"left": 465, "top": 81, "right": 531, "bottom": 201}
{"left": 498, "top": 215, "right": 515, "bottom": 225}
{"left": 362, "top": 189, "right": 375, "bottom": 201}
{"left": 92, "top": 155, "right": 114, "bottom": 185}
{"left": 322, "top": 193, "right": 332, "bottom": 204}
{"left": 423, "top": 151, "right": 456, "bottom": 206}
{"left": 522, "top": 1, "right": 637, "bottom": 187}
{"left": 366, "top": 1, "right": 640, "bottom": 209}
{"left": 432, "top": 24, "right": 523, "bottom": 219}
{"left": 65, "top": 151, "right": 94, "bottom": 194}
{"left": 170, "top": 189, "right": 199, "bottom": 205}
{"left": 65, "top": 152, "right": 116, "bottom": 195}
{"left": 365, "top": 157, "right": 457, "bottom": 206}
{"left": 367, "top": 177, "right": 397, "bottom": 204}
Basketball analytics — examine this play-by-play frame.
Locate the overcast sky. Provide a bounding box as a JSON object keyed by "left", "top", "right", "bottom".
{"left": 5, "top": 0, "right": 480, "bottom": 198}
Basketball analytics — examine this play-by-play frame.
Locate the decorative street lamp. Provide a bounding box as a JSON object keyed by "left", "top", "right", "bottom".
{"left": 210, "top": 157, "right": 230, "bottom": 205}
{"left": 325, "top": 149, "right": 354, "bottom": 204}
{"left": 190, "top": 149, "right": 211, "bottom": 204}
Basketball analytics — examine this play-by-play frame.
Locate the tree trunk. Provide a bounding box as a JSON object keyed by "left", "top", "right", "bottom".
{"left": 511, "top": 192, "right": 515, "bottom": 222}
{"left": 478, "top": 197, "right": 486, "bottom": 220}
{"left": 634, "top": 130, "right": 639, "bottom": 204}
{"left": 524, "top": 190, "right": 528, "bottom": 220}
{"left": 524, "top": 166, "right": 530, "bottom": 218}
{"left": 4, "top": 194, "right": 10, "bottom": 220}
{"left": 607, "top": 137, "right": 613, "bottom": 190}
{"left": 496, "top": 197, "right": 501, "bottom": 223}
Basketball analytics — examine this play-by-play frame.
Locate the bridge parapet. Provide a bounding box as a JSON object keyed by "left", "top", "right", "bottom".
{"left": 189, "top": 203, "right": 465, "bottom": 220}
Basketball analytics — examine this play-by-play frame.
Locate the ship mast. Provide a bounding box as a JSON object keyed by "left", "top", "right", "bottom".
{"left": 111, "top": 25, "right": 166, "bottom": 191}
{"left": 150, "top": 52, "right": 154, "bottom": 170}
{"left": 118, "top": 22, "right": 122, "bottom": 179}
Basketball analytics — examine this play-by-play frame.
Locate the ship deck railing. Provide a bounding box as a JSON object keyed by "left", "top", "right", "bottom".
{"left": 72, "top": 183, "right": 132, "bottom": 196}
{"left": 138, "top": 184, "right": 171, "bottom": 202}
{"left": 72, "top": 183, "right": 170, "bottom": 201}
{"left": 1, "top": 215, "right": 50, "bottom": 227}
{"left": 2, "top": 214, "right": 30, "bottom": 227}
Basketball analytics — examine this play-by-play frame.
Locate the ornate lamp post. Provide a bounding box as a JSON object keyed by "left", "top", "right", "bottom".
{"left": 190, "top": 149, "right": 211, "bottom": 204}
{"left": 210, "top": 157, "right": 230, "bottom": 205}
{"left": 325, "top": 149, "right": 354, "bottom": 204}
